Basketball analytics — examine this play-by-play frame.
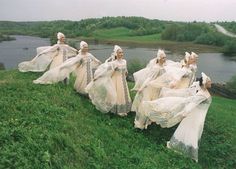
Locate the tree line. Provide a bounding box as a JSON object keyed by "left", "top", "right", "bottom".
{"left": 0, "top": 17, "right": 235, "bottom": 55}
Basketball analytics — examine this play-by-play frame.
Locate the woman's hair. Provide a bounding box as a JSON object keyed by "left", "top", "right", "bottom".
{"left": 196, "top": 77, "right": 203, "bottom": 86}
{"left": 156, "top": 58, "right": 159, "bottom": 63}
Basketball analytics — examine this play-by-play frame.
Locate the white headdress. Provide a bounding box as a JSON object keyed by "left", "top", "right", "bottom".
{"left": 113, "top": 45, "right": 122, "bottom": 55}
{"left": 191, "top": 52, "right": 198, "bottom": 59}
{"left": 201, "top": 72, "right": 211, "bottom": 85}
{"left": 185, "top": 52, "right": 191, "bottom": 62}
{"left": 80, "top": 41, "right": 88, "bottom": 49}
{"left": 105, "top": 45, "right": 122, "bottom": 62}
{"left": 156, "top": 49, "right": 166, "bottom": 60}
{"left": 57, "top": 32, "right": 65, "bottom": 40}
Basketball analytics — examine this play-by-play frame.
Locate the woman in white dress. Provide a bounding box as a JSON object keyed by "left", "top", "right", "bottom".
{"left": 132, "top": 50, "right": 165, "bottom": 91}
{"left": 143, "top": 73, "right": 212, "bottom": 162}
{"left": 147, "top": 52, "right": 197, "bottom": 91}
{"left": 189, "top": 52, "right": 198, "bottom": 83}
{"left": 167, "top": 73, "right": 211, "bottom": 162}
{"left": 18, "top": 32, "right": 78, "bottom": 72}
{"left": 174, "top": 52, "right": 198, "bottom": 89}
{"left": 33, "top": 41, "right": 101, "bottom": 93}
{"left": 86, "top": 45, "right": 132, "bottom": 116}
{"left": 132, "top": 50, "right": 167, "bottom": 129}
{"left": 73, "top": 41, "right": 101, "bottom": 94}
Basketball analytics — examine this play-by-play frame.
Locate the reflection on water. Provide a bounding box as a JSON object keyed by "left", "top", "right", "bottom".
{"left": 0, "top": 35, "right": 50, "bottom": 69}
{"left": 0, "top": 35, "right": 236, "bottom": 83}
{"left": 88, "top": 44, "right": 236, "bottom": 83}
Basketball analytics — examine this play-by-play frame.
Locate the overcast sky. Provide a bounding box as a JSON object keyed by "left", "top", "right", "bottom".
{"left": 0, "top": 0, "right": 235, "bottom": 22}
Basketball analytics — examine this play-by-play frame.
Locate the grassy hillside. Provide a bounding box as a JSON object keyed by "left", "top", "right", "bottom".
{"left": 92, "top": 27, "right": 161, "bottom": 42}
{"left": 0, "top": 70, "right": 235, "bottom": 169}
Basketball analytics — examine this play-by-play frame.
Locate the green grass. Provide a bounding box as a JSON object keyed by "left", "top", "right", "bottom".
{"left": 0, "top": 70, "right": 235, "bottom": 169}
{"left": 92, "top": 27, "right": 134, "bottom": 38}
{"left": 92, "top": 27, "right": 161, "bottom": 42}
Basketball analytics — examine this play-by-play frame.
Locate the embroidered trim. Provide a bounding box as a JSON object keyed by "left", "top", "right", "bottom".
{"left": 121, "top": 69, "right": 129, "bottom": 104}
{"left": 110, "top": 102, "right": 132, "bottom": 114}
{"left": 62, "top": 48, "right": 67, "bottom": 62}
{"left": 86, "top": 58, "right": 92, "bottom": 85}
{"left": 110, "top": 64, "right": 131, "bottom": 114}
{"left": 169, "top": 136, "right": 198, "bottom": 161}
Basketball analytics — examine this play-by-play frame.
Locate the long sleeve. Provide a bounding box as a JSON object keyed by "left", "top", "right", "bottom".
{"left": 37, "top": 44, "right": 59, "bottom": 57}
{"left": 93, "top": 62, "right": 116, "bottom": 80}
{"left": 90, "top": 54, "right": 101, "bottom": 64}
{"left": 66, "top": 45, "right": 78, "bottom": 53}
{"left": 60, "top": 54, "right": 82, "bottom": 70}
{"left": 33, "top": 55, "right": 83, "bottom": 84}
{"left": 139, "top": 67, "right": 161, "bottom": 91}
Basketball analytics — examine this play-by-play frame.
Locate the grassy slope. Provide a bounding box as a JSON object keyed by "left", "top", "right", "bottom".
{"left": 0, "top": 70, "right": 235, "bottom": 169}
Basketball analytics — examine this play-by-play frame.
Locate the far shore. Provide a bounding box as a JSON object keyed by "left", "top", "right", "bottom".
{"left": 68, "top": 37, "right": 222, "bottom": 54}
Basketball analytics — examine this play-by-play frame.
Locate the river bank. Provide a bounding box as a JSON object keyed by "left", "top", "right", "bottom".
{"left": 0, "top": 34, "right": 15, "bottom": 42}
{"left": 68, "top": 36, "right": 222, "bottom": 54}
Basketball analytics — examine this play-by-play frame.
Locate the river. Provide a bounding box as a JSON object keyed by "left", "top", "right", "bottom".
{"left": 0, "top": 35, "right": 236, "bottom": 83}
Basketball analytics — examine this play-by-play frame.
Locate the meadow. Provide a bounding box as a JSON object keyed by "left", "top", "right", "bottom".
{"left": 0, "top": 70, "right": 235, "bottom": 169}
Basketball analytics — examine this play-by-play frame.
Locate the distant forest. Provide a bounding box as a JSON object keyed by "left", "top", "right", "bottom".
{"left": 0, "top": 17, "right": 235, "bottom": 54}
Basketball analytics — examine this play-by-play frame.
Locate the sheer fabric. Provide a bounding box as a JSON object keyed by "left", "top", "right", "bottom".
{"left": 132, "top": 64, "right": 166, "bottom": 129}
{"left": 85, "top": 62, "right": 117, "bottom": 113}
{"left": 18, "top": 44, "right": 77, "bottom": 72}
{"left": 132, "top": 58, "right": 157, "bottom": 91}
{"left": 33, "top": 55, "right": 82, "bottom": 84}
{"left": 33, "top": 53, "right": 100, "bottom": 95}
{"left": 86, "top": 59, "right": 131, "bottom": 115}
{"left": 167, "top": 91, "right": 211, "bottom": 162}
{"left": 143, "top": 86, "right": 211, "bottom": 162}
{"left": 148, "top": 64, "right": 196, "bottom": 89}
{"left": 73, "top": 53, "right": 100, "bottom": 94}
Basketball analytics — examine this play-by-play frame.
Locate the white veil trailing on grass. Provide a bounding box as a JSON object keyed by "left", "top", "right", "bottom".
{"left": 85, "top": 59, "right": 117, "bottom": 113}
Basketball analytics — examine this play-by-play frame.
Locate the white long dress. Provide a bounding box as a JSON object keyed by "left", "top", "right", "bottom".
{"left": 86, "top": 59, "right": 131, "bottom": 115}
{"left": 167, "top": 90, "right": 211, "bottom": 162}
{"left": 132, "top": 64, "right": 166, "bottom": 129}
{"left": 18, "top": 43, "right": 77, "bottom": 72}
{"left": 85, "top": 62, "right": 117, "bottom": 113}
{"left": 143, "top": 86, "right": 211, "bottom": 161}
{"left": 73, "top": 53, "right": 100, "bottom": 94}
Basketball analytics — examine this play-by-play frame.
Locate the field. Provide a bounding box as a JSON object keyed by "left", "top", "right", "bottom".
{"left": 0, "top": 70, "right": 235, "bottom": 169}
